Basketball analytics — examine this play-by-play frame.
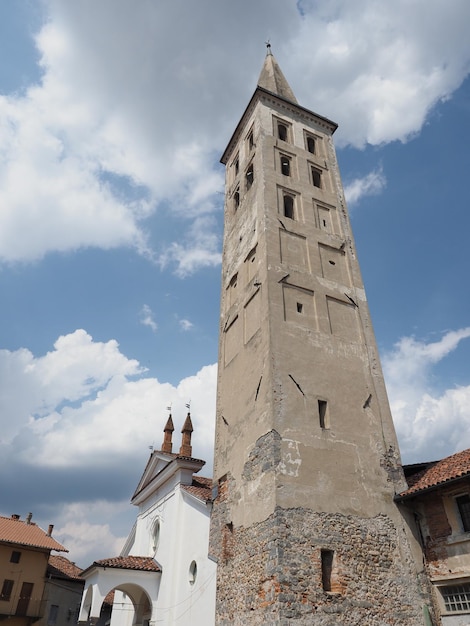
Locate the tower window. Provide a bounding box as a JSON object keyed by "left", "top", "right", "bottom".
{"left": 318, "top": 399, "right": 329, "bottom": 429}
{"left": 306, "top": 135, "right": 316, "bottom": 154}
{"left": 296, "top": 302, "right": 303, "bottom": 313}
{"left": 246, "top": 164, "right": 254, "bottom": 189}
{"left": 247, "top": 130, "right": 254, "bottom": 151}
{"left": 278, "top": 123, "right": 288, "bottom": 141}
{"left": 283, "top": 195, "right": 295, "bottom": 220}
{"left": 280, "top": 155, "right": 291, "bottom": 176}
{"left": 233, "top": 188, "right": 240, "bottom": 210}
{"left": 233, "top": 155, "right": 239, "bottom": 175}
{"left": 321, "top": 550, "right": 334, "bottom": 592}
{"left": 456, "top": 494, "right": 470, "bottom": 532}
{"left": 311, "top": 167, "right": 322, "bottom": 188}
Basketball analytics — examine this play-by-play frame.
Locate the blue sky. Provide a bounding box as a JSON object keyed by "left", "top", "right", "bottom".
{"left": 1, "top": 0, "right": 470, "bottom": 566}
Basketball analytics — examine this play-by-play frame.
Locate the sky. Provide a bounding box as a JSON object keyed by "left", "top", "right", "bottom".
{"left": 1, "top": 0, "right": 470, "bottom": 567}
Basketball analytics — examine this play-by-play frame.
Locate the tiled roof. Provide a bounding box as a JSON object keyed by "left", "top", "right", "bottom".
{"left": 91, "top": 556, "right": 161, "bottom": 572}
{"left": 399, "top": 448, "right": 470, "bottom": 498}
{"left": 182, "top": 476, "right": 212, "bottom": 502}
{"left": 0, "top": 516, "right": 67, "bottom": 552}
{"left": 48, "top": 555, "right": 83, "bottom": 581}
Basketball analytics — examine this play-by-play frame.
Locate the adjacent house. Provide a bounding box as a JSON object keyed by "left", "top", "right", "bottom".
{"left": 39, "top": 555, "right": 84, "bottom": 626}
{"left": 0, "top": 514, "right": 67, "bottom": 626}
{"left": 398, "top": 449, "right": 470, "bottom": 625}
{"left": 79, "top": 413, "right": 216, "bottom": 626}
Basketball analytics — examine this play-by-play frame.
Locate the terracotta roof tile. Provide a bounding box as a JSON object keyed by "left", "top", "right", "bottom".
{"left": 182, "top": 476, "right": 212, "bottom": 502}
{"left": 92, "top": 556, "right": 161, "bottom": 572}
{"left": 399, "top": 448, "right": 470, "bottom": 498}
{"left": 0, "top": 516, "right": 67, "bottom": 552}
{"left": 48, "top": 555, "right": 83, "bottom": 581}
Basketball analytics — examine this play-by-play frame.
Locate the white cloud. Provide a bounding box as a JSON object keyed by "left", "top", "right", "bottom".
{"left": 179, "top": 319, "right": 193, "bottom": 332}
{"left": 383, "top": 328, "right": 470, "bottom": 463}
{"left": 0, "top": 330, "right": 217, "bottom": 564}
{"left": 1, "top": 1, "right": 469, "bottom": 265}
{"left": 344, "top": 167, "right": 386, "bottom": 207}
{"left": 140, "top": 304, "right": 158, "bottom": 333}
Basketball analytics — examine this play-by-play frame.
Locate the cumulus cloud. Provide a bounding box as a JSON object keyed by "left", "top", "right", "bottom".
{"left": 0, "top": 330, "right": 217, "bottom": 562}
{"left": 179, "top": 319, "right": 194, "bottom": 332}
{"left": 344, "top": 167, "right": 386, "bottom": 207}
{"left": 1, "top": 1, "right": 469, "bottom": 266}
{"left": 383, "top": 328, "right": 470, "bottom": 463}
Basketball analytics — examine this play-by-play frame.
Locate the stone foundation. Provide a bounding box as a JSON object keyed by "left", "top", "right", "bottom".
{"left": 211, "top": 505, "right": 432, "bottom": 625}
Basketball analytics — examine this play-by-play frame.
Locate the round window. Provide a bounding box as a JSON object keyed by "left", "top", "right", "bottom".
{"left": 189, "top": 560, "right": 197, "bottom": 585}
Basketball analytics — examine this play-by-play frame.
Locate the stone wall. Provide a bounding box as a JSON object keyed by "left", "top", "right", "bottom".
{"left": 211, "top": 504, "right": 432, "bottom": 625}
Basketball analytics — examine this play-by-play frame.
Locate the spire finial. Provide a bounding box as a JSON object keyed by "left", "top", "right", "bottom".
{"left": 265, "top": 40, "right": 272, "bottom": 56}
{"left": 161, "top": 412, "right": 174, "bottom": 454}
{"left": 179, "top": 411, "right": 194, "bottom": 457}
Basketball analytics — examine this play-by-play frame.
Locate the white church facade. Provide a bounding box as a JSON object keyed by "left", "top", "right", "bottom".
{"left": 78, "top": 414, "right": 216, "bottom": 626}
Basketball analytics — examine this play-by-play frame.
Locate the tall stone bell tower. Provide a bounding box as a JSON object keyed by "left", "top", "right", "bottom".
{"left": 209, "top": 46, "right": 430, "bottom": 625}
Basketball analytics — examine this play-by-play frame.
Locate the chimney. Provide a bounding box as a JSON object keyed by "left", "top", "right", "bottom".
{"left": 179, "top": 413, "right": 193, "bottom": 457}
{"left": 11, "top": 514, "right": 20, "bottom": 521}
{"left": 26, "top": 512, "right": 33, "bottom": 524}
{"left": 161, "top": 415, "right": 174, "bottom": 454}
{"left": 47, "top": 524, "right": 54, "bottom": 537}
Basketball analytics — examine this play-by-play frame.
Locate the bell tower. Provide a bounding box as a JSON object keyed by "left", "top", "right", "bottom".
{"left": 210, "top": 47, "right": 429, "bottom": 624}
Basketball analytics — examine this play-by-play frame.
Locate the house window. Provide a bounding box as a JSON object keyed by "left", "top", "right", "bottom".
{"left": 0, "top": 579, "right": 14, "bottom": 602}
{"left": 441, "top": 583, "right": 470, "bottom": 612}
{"left": 48, "top": 604, "right": 59, "bottom": 626}
{"left": 311, "top": 166, "right": 322, "bottom": 188}
{"left": 456, "top": 494, "right": 470, "bottom": 532}
{"left": 246, "top": 163, "right": 254, "bottom": 189}
{"left": 283, "top": 195, "right": 295, "bottom": 220}
{"left": 189, "top": 561, "right": 197, "bottom": 585}
{"left": 306, "top": 135, "right": 316, "bottom": 154}
{"left": 10, "top": 551, "right": 21, "bottom": 564}
{"left": 280, "top": 155, "right": 291, "bottom": 176}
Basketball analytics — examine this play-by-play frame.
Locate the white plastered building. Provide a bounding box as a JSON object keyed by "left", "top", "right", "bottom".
{"left": 78, "top": 414, "right": 216, "bottom": 626}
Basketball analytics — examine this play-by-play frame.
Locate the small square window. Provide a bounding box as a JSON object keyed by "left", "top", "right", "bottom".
{"left": 10, "top": 551, "right": 21, "bottom": 564}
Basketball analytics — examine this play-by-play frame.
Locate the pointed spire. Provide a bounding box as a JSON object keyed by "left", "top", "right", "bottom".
{"left": 257, "top": 44, "right": 298, "bottom": 104}
{"left": 161, "top": 414, "right": 174, "bottom": 454}
{"left": 179, "top": 412, "right": 193, "bottom": 457}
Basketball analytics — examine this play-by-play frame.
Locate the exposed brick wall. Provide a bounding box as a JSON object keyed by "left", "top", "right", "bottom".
{"left": 211, "top": 505, "right": 432, "bottom": 625}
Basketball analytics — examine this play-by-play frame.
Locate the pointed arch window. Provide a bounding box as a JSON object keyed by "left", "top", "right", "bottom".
{"left": 246, "top": 163, "right": 254, "bottom": 190}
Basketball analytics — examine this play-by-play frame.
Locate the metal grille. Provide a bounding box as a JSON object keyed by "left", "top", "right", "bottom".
{"left": 442, "top": 583, "right": 470, "bottom": 612}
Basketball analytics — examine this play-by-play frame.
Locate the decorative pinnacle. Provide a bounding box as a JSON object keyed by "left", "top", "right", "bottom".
{"left": 161, "top": 414, "right": 174, "bottom": 454}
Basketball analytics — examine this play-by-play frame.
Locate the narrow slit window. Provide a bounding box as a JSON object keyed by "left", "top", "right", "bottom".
{"left": 306, "top": 135, "right": 316, "bottom": 154}
{"left": 321, "top": 550, "right": 334, "bottom": 592}
{"left": 281, "top": 156, "right": 291, "bottom": 176}
{"left": 246, "top": 164, "right": 254, "bottom": 189}
{"left": 312, "top": 167, "right": 322, "bottom": 188}
{"left": 296, "top": 302, "right": 303, "bottom": 313}
{"left": 283, "top": 195, "right": 295, "bottom": 220}
{"left": 318, "top": 400, "right": 329, "bottom": 429}
{"left": 247, "top": 131, "right": 254, "bottom": 150}
{"left": 234, "top": 156, "right": 239, "bottom": 175}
